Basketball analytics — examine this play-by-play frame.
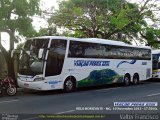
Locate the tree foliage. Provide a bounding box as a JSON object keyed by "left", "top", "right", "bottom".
{"left": 49, "top": 0, "right": 160, "bottom": 47}
{"left": 34, "top": 26, "right": 60, "bottom": 36}
{"left": 0, "top": 0, "right": 40, "bottom": 48}
{"left": 0, "top": 0, "right": 41, "bottom": 82}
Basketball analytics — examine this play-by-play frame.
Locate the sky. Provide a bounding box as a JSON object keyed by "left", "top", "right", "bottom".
{"left": 32, "top": 0, "right": 59, "bottom": 31}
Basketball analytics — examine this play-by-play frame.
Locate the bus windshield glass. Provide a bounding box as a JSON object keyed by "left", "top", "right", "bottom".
{"left": 152, "top": 54, "right": 160, "bottom": 70}
{"left": 19, "top": 38, "right": 49, "bottom": 76}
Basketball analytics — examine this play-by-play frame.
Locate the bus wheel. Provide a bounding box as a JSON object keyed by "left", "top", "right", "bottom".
{"left": 123, "top": 74, "right": 130, "bottom": 86}
{"left": 64, "top": 78, "right": 76, "bottom": 92}
{"left": 132, "top": 74, "right": 139, "bottom": 85}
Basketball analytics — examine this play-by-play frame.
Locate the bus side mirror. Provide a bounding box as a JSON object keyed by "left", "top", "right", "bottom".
{"left": 38, "top": 49, "right": 44, "bottom": 59}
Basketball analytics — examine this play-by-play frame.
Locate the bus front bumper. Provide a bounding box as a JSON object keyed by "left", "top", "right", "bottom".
{"left": 18, "top": 79, "right": 62, "bottom": 91}
{"left": 152, "top": 74, "right": 160, "bottom": 78}
{"left": 18, "top": 80, "right": 48, "bottom": 90}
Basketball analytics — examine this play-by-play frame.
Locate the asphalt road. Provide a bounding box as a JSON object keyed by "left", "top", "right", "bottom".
{"left": 0, "top": 79, "right": 160, "bottom": 119}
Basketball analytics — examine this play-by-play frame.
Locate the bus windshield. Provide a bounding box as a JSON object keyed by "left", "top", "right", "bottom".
{"left": 19, "top": 39, "right": 49, "bottom": 76}
{"left": 152, "top": 54, "right": 160, "bottom": 70}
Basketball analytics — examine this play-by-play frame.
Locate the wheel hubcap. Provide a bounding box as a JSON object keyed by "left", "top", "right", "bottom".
{"left": 134, "top": 78, "right": 138, "bottom": 84}
{"left": 125, "top": 77, "right": 129, "bottom": 85}
{"left": 8, "top": 87, "right": 16, "bottom": 95}
{"left": 66, "top": 80, "right": 73, "bottom": 90}
{"left": 9, "top": 88, "right": 14, "bottom": 93}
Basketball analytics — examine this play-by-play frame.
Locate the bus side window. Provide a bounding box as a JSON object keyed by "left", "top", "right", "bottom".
{"left": 45, "top": 39, "right": 67, "bottom": 76}
{"left": 69, "top": 41, "right": 85, "bottom": 58}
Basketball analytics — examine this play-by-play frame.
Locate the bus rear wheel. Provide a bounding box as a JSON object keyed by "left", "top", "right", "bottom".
{"left": 123, "top": 74, "right": 130, "bottom": 86}
{"left": 64, "top": 78, "right": 76, "bottom": 92}
{"left": 132, "top": 74, "right": 139, "bottom": 85}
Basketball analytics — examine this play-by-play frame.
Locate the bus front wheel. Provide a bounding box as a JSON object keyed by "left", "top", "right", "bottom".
{"left": 64, "top": 78, "right": 76, "bottom": 92}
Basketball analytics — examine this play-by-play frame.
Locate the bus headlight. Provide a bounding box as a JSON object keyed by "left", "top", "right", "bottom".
{"left": 34, "top": 77, "right": 45, "bottom": 81}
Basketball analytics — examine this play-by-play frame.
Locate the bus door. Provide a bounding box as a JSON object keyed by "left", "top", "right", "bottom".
{"left": 45, "top": 39, "right": 67, "bottom": 77}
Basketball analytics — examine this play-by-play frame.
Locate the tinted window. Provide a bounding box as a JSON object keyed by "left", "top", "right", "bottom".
{"left": 68, "top": 41, "right": 103, "bottom": 58}
{"left": 68, "top": 41, "right": 151, "bottom": 60}
{"left": 45, "top": 39, "right": 67, "bottom": 76}
{"left": 152, "top": 54, "right": 160, "bottom": 70}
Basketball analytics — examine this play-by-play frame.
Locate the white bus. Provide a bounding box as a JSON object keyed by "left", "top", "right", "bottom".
{"left": 152, "top": 49, "right": 160, "bottom": 78}
{"left": 17, "top": 36, "right": 152, "bottom": 92}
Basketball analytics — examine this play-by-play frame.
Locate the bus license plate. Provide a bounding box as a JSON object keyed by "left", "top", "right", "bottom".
{"left": 24, "top": 83, "right": 29, "bottom": 87}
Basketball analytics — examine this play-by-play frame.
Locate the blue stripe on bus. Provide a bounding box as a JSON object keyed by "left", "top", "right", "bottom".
{"left": 117, "top": 60, "right": 136, "bottom": 68}
{"left": 48, "top": 81, "right": 59, "bottom": 84}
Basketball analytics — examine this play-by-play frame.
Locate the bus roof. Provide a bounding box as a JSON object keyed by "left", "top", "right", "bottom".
{"left": 28, "top": 36, "right": 151, "bottom": 49}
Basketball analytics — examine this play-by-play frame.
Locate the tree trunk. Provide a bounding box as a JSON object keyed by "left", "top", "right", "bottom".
{"left": 0, "top": 33, "right": 17, "bottom": 86}
{"left": 10, "top": 31, "right": 15, "bottom": 50}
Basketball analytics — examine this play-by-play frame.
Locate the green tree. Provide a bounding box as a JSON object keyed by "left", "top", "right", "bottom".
{"left": 16, "top": 43, "right": 24, "bottom": 50}
{"left": 49, "top": 0, "right": 160, "bottom": 47}
{"left": 34, "top": 26, "right": 59, "bottom": 36}
{"left": 0, "top": 0, "right": 40, "bottom": 83}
